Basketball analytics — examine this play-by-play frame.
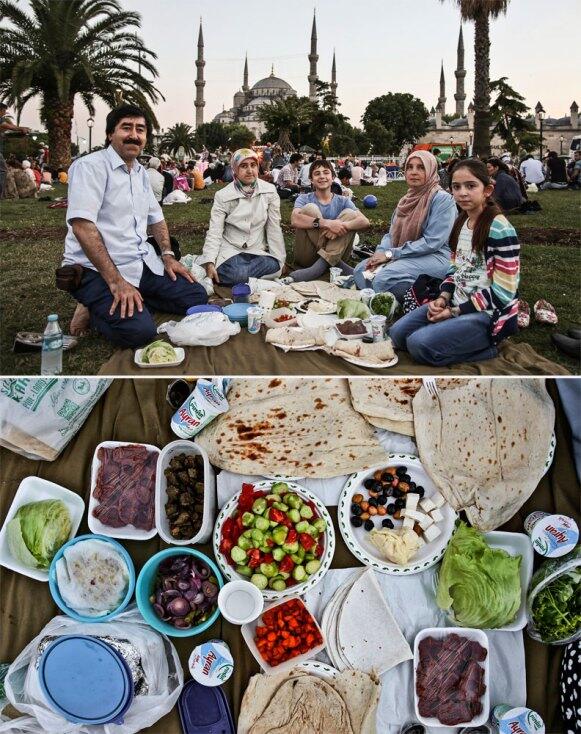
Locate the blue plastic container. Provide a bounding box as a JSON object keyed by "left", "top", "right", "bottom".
{"left": 178, "top": 679, "right": 235, "bottom": 734}
{"left": 186, "top": 304, "right": 223, "bottom": 316}
{"left": 136, "top": 548, "right": 223, "bottom": 638}
{"left": 223, "top": 303, "right": 251, "bottom": 325}
{"left": 48, "top": 534, "right": 135, "bottom": 622}
{"left": 38, "top": 635, "right": 134, "bottom": 725}
{"left": 231, "top": 283, "right": 251, "bottom": 303}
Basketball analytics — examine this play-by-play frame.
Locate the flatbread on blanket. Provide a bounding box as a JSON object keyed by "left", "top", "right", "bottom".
{"left": 196, "top": 378, "right": 388, "bottom": 478}
{"left": 333, "top": 339, "right": 395, "bottom": 364}
{"left": 413, "top": 378, "right": 555, "bottom": 531}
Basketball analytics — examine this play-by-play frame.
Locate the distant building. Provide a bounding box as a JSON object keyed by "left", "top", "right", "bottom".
{"left": 194, "top": 12, "right": 337, "bottom": 138}
{"left": 418, "top": 25, "right": 579, "bottom": 156}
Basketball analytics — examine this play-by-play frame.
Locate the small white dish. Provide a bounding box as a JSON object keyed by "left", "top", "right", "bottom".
{"left": 134, "top": 347, "right": 185, "bottom": 368}
{"left": 241, "top": 595, "right": 326, "bottom": 674}
{"left": 88, "top": 441, "right": 159, "bottom": 540}
{"left": 0, "top": 477, "right": 85, "bottom": 582}
{"left": 414, "top": 626, "right": 489, "bottom": 728}
{"left": 155, "top": 440, "right": 215, "bottom": 545}
{"left": 218, "top": 580, "right": 264, "bottom": 625}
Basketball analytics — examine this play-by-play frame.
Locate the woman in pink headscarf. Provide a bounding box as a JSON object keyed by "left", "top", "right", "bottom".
{"left": 199, "top": 148, "right": 286, "bottom": 285}
{"left": 353, "top": 150, "right": 457, "bottom": 301}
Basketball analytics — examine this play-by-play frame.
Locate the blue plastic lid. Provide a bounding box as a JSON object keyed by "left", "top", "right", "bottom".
{"left": 38, "top": 636, "right": 134, "bottom": 725}
{"left": 223, "top": 303, "right": 251, "bottom": 324}
{"left": 231, "top": 283, "right": 251, "bottom": 296}
{"left": 186, "top": 304, "right": 223, "bottom": 316}
{"left": 178, "top": 679, "right": 235, "bottom": 734}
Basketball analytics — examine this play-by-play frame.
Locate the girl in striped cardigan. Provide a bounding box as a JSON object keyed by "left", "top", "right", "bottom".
{"left": 389, "top": 159, "right": 520, "bottom": 366}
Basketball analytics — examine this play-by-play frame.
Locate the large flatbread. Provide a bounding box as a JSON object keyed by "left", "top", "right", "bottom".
{"left": 332, "top": 339, "right": 395, "bottom": 364}
{"left": 348, "top": 379, "right": 422, "bottom": 436}
{"left": 196, "top": 379, "right": 388, "bottom": 478}
{"left": 238, "top": 669, "right": 380, "bottom": 734}
{"left": 413, "top": 379, "right": 555, "bottom": 531}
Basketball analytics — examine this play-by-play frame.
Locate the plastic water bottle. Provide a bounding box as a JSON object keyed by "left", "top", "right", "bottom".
{"left": 41, "top": 314, "right": 63, "bottom": 375}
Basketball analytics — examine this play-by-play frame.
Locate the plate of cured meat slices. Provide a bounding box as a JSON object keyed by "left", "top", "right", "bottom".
{"left": 88, "top": 441, "right": 160, "bottom": 540}
{"left": 413, "top": 628, "right": 489, "bottom": 728}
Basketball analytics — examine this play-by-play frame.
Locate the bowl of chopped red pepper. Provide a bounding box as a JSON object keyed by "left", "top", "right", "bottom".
{"left": 241, "top": 595, "right": 326, "bottom": 673}
{"left": 213, "top": 481, "right": 335, "bottom": 600}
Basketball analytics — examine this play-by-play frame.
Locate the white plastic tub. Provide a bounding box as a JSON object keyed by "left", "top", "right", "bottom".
{"left": 155, "top": 439, "right": 215, "bottom": 545}
{"left": 88, "top": 441, "right": 159, "bottom": 540}
{"left": 0, "top": 476, "right": 85, "bottom": 582}
{"left": 413, "top": 626, "right": 489, "bottom": 728}
{"left": 241, "top": 595, "right": 326, "bottom": 674}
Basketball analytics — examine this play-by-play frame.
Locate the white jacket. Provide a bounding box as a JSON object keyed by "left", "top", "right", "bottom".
{"left": 199, "top": 180, "right": 286, "bottom": 273}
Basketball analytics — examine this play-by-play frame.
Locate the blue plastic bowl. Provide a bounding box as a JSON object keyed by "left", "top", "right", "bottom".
{"left": 48, "top": 534, "right": 136, "bottom": 623}
{"left": 136, "top": 548, "right": 223, "bottom": 638}
{"left": 223, "top": 302, "right": 251, "bottom": 325}
{"left": 186, "top": 304, "right": 223, "bottom": 316}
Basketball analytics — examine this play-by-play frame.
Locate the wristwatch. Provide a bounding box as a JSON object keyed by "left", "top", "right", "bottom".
{"left": 312, "top": 217, "right": 320, "bottom": 229}
{"left": 160, "top": 251, "right": 175, "bottom": 259}
{"left": 384, "top": 251, "right": 393, "bottom": 262}
{"left": 449, "top": 305, "right": 460, "bottom": 318}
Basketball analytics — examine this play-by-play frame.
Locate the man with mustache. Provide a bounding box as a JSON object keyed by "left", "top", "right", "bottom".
{"left": 62, "top": 104, "right": 207, "bottom": 347}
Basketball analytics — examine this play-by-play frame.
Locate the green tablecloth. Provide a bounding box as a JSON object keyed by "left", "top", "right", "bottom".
{"left": 1, "top": 379, "right": 577, "bottom": 732}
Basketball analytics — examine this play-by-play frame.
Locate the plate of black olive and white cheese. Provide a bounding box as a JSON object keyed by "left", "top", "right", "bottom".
{"left": 337, "top": 454, "right": 457, "bottom": 575}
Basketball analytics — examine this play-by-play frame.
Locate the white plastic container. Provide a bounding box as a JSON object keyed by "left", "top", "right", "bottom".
{"left": 218, "top": 580, "right": 264, "bottom": 625}
{"left": 155, "top": 439, "right": 215, "bottom": 545}
{"left": 241, "top": 595, "right": 326, "bottom": 674}
{"left": 88, "top": 441, "right": 159, "bottom": 541}
{"left": 0, "top": 476, "right": 85, "bottom": 582}
{"left": 413, "top": 627, "right": 489, "bottom": 728}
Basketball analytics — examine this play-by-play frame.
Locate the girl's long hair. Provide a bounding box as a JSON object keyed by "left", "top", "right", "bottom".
{"left": 448, "top": 159, "right": 502, "bottom": 254}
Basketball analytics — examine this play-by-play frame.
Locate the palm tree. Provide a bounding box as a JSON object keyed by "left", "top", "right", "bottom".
{"left": 158, "top": 123, "right": 197, "bottom": 158}
{"left": 441, "top": 0, "right": 510, "bottom": 157}
{"left": 258, "top": 97, "right": 314, "bottom": 151}
{"left": 0, "top": 0, "right": 163, "bottom": 168}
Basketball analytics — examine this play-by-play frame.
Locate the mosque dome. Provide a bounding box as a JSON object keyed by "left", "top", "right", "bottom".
{"left": 251, "top": 71, "right": 293, "bottom": 92}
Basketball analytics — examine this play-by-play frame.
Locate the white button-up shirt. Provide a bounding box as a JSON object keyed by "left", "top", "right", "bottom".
{"left": 63, "top": 146, "right": 165, "bottom": 286}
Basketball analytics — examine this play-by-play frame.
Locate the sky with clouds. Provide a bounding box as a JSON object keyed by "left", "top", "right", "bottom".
{"left": 13, "top": 0, "right": 580, "bottom": 148}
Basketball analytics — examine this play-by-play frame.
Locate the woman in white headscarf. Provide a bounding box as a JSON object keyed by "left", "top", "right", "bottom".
{"left": 199, "top": 148, "right": 286, "bottom": 285}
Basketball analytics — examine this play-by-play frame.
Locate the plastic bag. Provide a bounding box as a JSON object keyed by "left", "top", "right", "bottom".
{"left": 3, "top": 607, "right": 183, "bottom": 734}
{"left": 179, "top": 255, "right": 214, "bottom": 296}
{"left": 0, "top": 379, "right": 111, "bottom": 461}
{"left": 162, "top": 190, "right": 190, "bottom": 205}
{"left": 158, "top": 312, "right": 240, "bottom": 347}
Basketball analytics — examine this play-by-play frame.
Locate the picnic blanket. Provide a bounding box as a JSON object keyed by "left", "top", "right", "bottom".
{"left": 0, "top": 379, "right": 577, "bottom": 732}
{"left": 98, "top": 311, "right": 569, "bottom": 376}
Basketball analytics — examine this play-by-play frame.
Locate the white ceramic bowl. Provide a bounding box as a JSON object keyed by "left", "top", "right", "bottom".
{"left": 0, "top": 476, "right": 85, "bottom": 582}
{"left": 218, "top": 580, "right": 264, "bottom": 625}
{"left": 241, "top": 595, "right": 326, "bottom": 674}
{"left": 413, "top": 626, "right": 489, "bottom": 728}
{"left": 155, "top": 440, "right": 215, "bottom": 545}
{"left": 88, "top": 441, "right": 159, "bottom": 540}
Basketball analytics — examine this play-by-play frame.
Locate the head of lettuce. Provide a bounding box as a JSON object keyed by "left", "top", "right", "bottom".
{"left": 141, "top": 340, "right": 177, "bottom": 364}
{"left": 436, "top": 521, "right": 522, "bottom": 628}
{"left": 6, "top": 499, "right": 72, "bottom": 569}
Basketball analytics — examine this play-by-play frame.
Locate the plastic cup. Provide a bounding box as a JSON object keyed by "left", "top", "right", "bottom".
{"left": 218, "top": 580, "right": 264, "bottom": 625}
{"left": 490, "top": 706, "right": 544, "bottom": 734}
{"left": 329, "top": 267, "right": 342, "bottom": 284}
{"left": 360, "top": 288, "right": 376, "bottom": 306}
{"left": 524, "top": 512, "right": 579, "bottom": 557}
{"left": 370, "top": 315, "right": 387, "bottom": 341}
{"left": 189, "top": 640, "right": 234, "bottom": 687}
{"left": 247, "top": 306, "right": 263, "bottom": 334}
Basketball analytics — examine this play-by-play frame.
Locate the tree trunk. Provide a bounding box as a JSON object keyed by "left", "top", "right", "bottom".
{"left": 278, "top": 128, "right": 295, "bottom": 153}
{"left": 473, "top": 11, "right": 492, "bottom": 158}
{"left": 45, "top": 98, "right": 74, "bottom": 169}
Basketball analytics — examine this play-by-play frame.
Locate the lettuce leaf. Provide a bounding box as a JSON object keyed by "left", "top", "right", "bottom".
{"left": 336, "top": 299, "right": 370, "bottom": 319}
{"left": 436, "top": 522, "right": 522, "bottom": 628}
{"left": 6, "top": 499, "right": 72, "bottom": 569}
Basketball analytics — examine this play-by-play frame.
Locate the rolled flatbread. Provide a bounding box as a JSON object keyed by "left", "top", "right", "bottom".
{"left": 413, "top": 378, "right": 555, "bottom": 531}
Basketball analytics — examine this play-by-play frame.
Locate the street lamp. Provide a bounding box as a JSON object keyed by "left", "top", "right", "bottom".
{"left": 468, "top": 130, "right": 473, "bottom": 157}
{"left": 87, "top": 117, "right": 94, "bottom": 153}
{"left": 560, "top": 135, "right": 564, "bottom": 155}
{"left": 449, "top": 136, "right": 454, "bottom": 156}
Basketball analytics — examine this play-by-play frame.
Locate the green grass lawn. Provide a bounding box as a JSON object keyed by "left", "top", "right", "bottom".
{"left": 1, "top": 183, "right": 579, "bottom": 375}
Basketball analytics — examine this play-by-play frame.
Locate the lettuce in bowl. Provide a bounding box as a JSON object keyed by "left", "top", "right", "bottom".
{"left": 436, "top": 522, "right": 522, "bottom": 628}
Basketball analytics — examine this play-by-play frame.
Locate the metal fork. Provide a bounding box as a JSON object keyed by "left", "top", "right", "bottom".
{"left": 423, "top": 377, "right": 439, "bottom": 399}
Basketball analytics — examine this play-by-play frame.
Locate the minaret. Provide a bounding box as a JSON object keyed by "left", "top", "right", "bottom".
{"left": 330, "top": 50, "right": 337, "bottom": 110}
{"left": 454, "top": 25, "right": 466, "bottom": 117}
{"left": 308, "top": 11, "right": 319, "bottom": 102}
{"left": 437, "top": 61, "right": 446, "bottom": 115}
{"left": 243, "top": 53, "right": 249, "bottom": 93}
{"left": 194, "top": 19, "right": 205, "bottom": 128}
